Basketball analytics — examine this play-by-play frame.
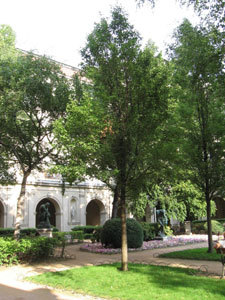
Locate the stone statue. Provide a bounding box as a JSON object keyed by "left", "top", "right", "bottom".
{"left": 71, "top": 204, "right": 76, "bottom": 222}
{"left": 38, "top": 202, "right": 51, "bottom": 228}
{"left": 156, "top": 209, "right": 168, "bottom": 238}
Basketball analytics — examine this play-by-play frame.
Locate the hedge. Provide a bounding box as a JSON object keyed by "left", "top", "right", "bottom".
{"left": 0, "top": 236, "right": 58, "bottom": 265}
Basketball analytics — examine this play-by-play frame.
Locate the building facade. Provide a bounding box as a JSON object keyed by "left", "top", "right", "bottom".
{"left": 0, "top": 172, "right": 113, "bottom": 231}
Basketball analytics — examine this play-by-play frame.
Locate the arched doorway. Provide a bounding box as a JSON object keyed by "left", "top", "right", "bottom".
{"left": 86, "top": 199, "right": 106, "bottom": 226}
{"left": 36, "top": 198, "right": 59, "bottom": 229}
{"left": 0, "top": 201, "right": 4, "bottom": 228}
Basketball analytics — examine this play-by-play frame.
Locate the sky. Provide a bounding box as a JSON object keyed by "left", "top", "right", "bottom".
{"left": 0, "top": 0, "right": 199, "bottom": 67}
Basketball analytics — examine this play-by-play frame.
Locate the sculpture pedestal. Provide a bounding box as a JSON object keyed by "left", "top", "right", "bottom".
{"left": 37, "top": 228, "right": 53, "bottom": 238}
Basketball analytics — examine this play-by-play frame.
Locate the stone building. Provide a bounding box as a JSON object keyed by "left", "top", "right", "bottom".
{"left": 0, "top": 171, "right": 113, "bottom": 231}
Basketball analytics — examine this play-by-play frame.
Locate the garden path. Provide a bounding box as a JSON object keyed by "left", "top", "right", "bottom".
{"left": 0, "top": 238, "right": 223, "bottom": 300}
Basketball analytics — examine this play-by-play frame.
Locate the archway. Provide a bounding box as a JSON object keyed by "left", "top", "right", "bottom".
{"left": 36, "top": 198, "right": 60, "bottom": 229}
{"left": 86, "top": 199, "right": 106, "bottom": 226}
{"left": 0, "top": 201, "right": 4, "bottom": 228}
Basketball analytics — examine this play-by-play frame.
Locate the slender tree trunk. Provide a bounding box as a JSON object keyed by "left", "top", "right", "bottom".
{"left": 14, "top": 171, "right": 30, "bottom": 239}
{"left": 112, "top": 185, "right": 119, "bottom": 218}
{"left": 205, "top": 181, "right": 213, "bottom": 253}
{"left": 120, "top": 183, "right": 128, "bottom": 271}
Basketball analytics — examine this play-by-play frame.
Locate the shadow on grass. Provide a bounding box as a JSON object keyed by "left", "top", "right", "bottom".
{"left": 99, "top": 263, "right": 225, "bottom": 298}
{"left": 29, "top": 263, "right": 225, "bottom": 299}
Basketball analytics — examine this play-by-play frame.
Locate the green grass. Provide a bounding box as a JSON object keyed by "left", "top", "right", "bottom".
{"left": 27, "top": 263, "right": 225, "bottom": 300}
{"left": 159, "top": 248, "right": 221, "bottom": 261}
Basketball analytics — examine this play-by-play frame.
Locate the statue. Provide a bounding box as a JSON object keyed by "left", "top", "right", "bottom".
{"left": 71, "top": 204, "right": 76, "bottom": 222}
{"left": 38, "top": 202, "right": 51, "bottom": 228}
{"left": 156, "top": 209, "right": 168, "bottom": 238}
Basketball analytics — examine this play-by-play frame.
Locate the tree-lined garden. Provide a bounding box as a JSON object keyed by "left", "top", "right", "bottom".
{"left": 0, "top": 0, "right": 224, "bottom": 275}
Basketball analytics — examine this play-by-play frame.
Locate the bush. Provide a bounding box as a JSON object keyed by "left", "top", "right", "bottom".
{"left": 0, "top": 228, "right": 14, "bottom": 237}
{"left": 0, "top": 228, "right": 38, "bottom": 237}
{"left": 0, "top": 236, "right": 58, "bottom": 265}
{"left": 20, "top": 228, "right": 38, "bottom": 237}
{"left": 93, "top": 227, "right": 103, "bottom": 242}
{"left": 204, "top": 220, "right": 224, "bottom": 234}
{"left": 84, "top": 233, "right": 93, "bottom": 240}
{"left": 101, "top": 218, "right": 143, "bottom": 249}
{"left": 70, "top": 230, "right": 84, "bottom": 241}
{"left": 139, "top": 222, "right": 160, "bottom": 241}
{"left": 18, "top": 237, "right": 57, "bottom": 261}
{"left": 192, "top": 219, "right": 225, "bottom": 234}
{"left": 71, "top": 225, "right": 102, "bottom": 234}
{"left": 0, "top": 237, "right": 19, "bottom": 265}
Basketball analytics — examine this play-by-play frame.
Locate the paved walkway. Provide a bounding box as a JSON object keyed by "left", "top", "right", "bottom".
{"left": 0, "top": 241, "right": 223, "bottom": 300}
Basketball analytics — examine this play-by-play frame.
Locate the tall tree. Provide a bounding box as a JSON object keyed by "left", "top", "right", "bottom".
{"left": 137, "top": 0, "right": 224, "bottom": 28}
{"left": 170, "top": 20, "right": 225, "bottom": 252}
{"left": 54, "top": 7, "right": 171, "bottom": 270}
{"left": 0, "top": 50, "right": 70, "bottom": 238}
{"left": 0, "top": 25, "right": 18, "bottom": 184}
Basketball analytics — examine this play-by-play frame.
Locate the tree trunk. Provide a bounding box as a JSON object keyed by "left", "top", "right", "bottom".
{"left": 14, "top": 171, "right": 30, "bottom": 239}
{"left": 206, "top": 183, "right": 213, "bottom": 253}
{"left": 112, "top": 185, "right": 119, "bottom": 218}
{"left": 120, "top": 183, "right": 128, "bottom": 271}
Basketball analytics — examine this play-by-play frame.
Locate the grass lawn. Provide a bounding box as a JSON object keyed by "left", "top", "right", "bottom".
{"left": 27, "top": 263, "right": 225, "bottom": 300}
{"left": 159, "top": 248, "right": 221, "bottom": 261}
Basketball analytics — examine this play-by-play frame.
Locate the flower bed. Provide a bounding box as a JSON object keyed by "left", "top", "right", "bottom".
{"left": 80, "top": 235, "right": 210, "bottom": 254}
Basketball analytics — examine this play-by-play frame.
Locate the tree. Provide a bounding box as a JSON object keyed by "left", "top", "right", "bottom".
{"left": 54, "top": 7, "right": 171, "bottom": 270}
{"left": 0, "top": 50, "right": 70, "bottom": 238}
{"left": 0, "top": 24, "right": 18, "bottom": 60}
{"left": 170, "top": 20, "right": 225, "bottom": 252}
{"left": 136, "top": 0, "right": 224, "bottom": 28}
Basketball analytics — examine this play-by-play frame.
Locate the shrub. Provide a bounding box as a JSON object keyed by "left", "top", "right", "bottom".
{"left": 70, "top": 230, "right": 84, "bottom": 241}
{"left": 0, "top": 236, "right": 58, "bottom": 265}
{"left": 101, "top": 218, "right": 143, "bottom": 249}
{"left": 84, "top": 233, "right": 93, "bottom": 240}
{"left": 71, "top": 225, "right": 102, "bottom": 234}
{"left": 0, "top": 228, "right": 38, "bottom": 237}
{"left": 0, "top": 237, "right": 19, "bottom": 265}
{"left": 20, "top": 228, "right": 38, "bottom": 237}
{"left": 139, "top": 222, "right": 160, "bottom": 241}
{"left": 204, "top": 220, "right": 224, "bottom": 234}
{"left": 0, "top": 228, "right": 14, "bottom": 237}
{"left": 93, "top": 227, "right": 103, "bottom": 242}
{"left": 18, "top": 237, "right": 57, "bottom": 261}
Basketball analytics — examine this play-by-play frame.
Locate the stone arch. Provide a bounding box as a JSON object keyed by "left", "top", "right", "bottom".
{"left": 86, "top": 199, "right": 107, "bottom": 226}
{"left": 0, "top": 200, "right": 6, "bottom": 228}
{"left": 35, "top": 197, "right": 61, "bottom": 230}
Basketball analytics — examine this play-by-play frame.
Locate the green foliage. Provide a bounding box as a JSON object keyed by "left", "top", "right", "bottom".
{"left": 139, "top": 222, "right": 159, "bottom": 241}
{"left": 18, "top": 237, "right": 57, "bottom": 262}
{"left": 164, "top": 226, "right": 174, "bottom": 236}
{"left": 0, "top": 24, "right": 18, "bottom": 60}
{"left": 0, "top": 228, "right": 15, "bottom": 237}
{"left": 204, "top": 220, "right": 224, "bottom": 234}
{"left": 70, "top": 230, "right": 84, "bottom": 241}
{"left": 101, "top": 218, "right": 143, "bottom": 248}
{"left": 93, "top": 227, "right": 103, "bottom": 242}
{"left": 71, "top": 225, "right": 102, "bottom": 234}
{"left": 0, "top": 236, "right": 57, "bottom": 265}
{"left": 0, "top": 228, "right": 38, "bottom": 237}
{"left": 192, "top": 220, "right": 225, "bottom": 234}
{"left": 0, "top": 237, "right": 19, "bottom": 265}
